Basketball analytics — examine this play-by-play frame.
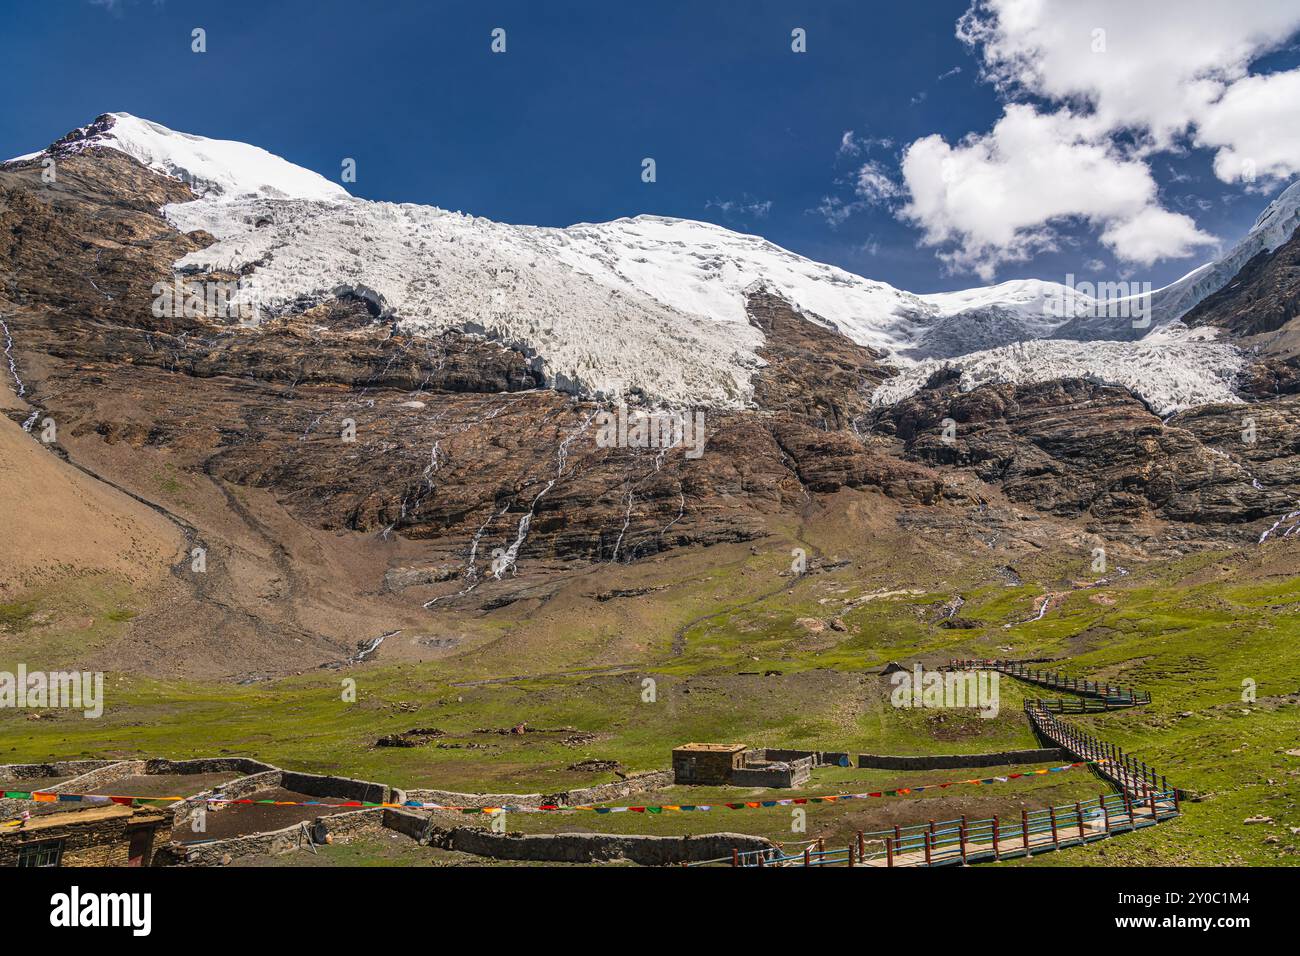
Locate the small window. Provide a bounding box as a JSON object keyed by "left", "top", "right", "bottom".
{"left": 18, "top": 839, "right": 64, "bottom": 868}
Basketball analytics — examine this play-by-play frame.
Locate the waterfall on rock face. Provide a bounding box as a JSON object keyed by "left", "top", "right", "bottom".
{"left": 1, "top": 316, "right": 25, "bottom": 399}
{"left": 495, "top": 408, "right": 598, "bottom": 579}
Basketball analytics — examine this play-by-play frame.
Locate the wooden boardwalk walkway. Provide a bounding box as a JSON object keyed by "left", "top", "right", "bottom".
{"left": 715, "top": 658, "right": 1180, "bottom": 868}
{"left": 727, "top": 789, "right": 1178, "bottom": 867}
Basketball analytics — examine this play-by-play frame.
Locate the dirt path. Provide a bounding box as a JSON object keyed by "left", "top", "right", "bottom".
{"left": 670, "top": 526, "right": 826, "bottom": 657}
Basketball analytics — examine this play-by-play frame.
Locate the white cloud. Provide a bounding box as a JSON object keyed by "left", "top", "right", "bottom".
{"left": 809, "top": 153, "right": 901, "bottom": 227}
{"left": 1100, "top": 206, "right": 1218, "bottom": 267}
{"left": 854, "top": 160, "right": 900, "bottom": 204}
{"left": 892, "top": 0, "right": 1300, "bottom": 278}
{"left": 837, "top": 130, "right": 892, "bottom": 160}
{"left": 706, "top": 196, "right": 772, "bottom": 219}
{"left": 1195, "top": 68, "right": 1300, "bottom": 187}
{"left": 899, "top": 106, "right": 1211, "bottom": 278}
{"left": 958, "top": 0, "right": 1300, "bottom": 147}
{"left": 810, "top": 195, "right": 856, "bottom": 227}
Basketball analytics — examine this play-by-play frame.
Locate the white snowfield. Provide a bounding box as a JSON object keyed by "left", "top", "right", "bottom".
{"left": 871, "top": 332, "right": 1245, "bottom": 418}
{"left": 170, "top": 197, "right": 766, "bottom": 406}
{"left": 31, "top": 113, "right": 352, "bottom": 203}
{"left": 7, "top": 113, "right": 1295, "bottom": 413}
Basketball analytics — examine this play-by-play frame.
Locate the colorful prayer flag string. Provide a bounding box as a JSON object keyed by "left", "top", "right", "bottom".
{"left": 1, "top": 761, "right": 1102, "bottom": 815}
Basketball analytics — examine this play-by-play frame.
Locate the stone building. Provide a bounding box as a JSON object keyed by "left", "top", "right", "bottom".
{"left": 0, "top": 804, "right": 171, "bottom": 867}
{"left": 672, "top": 744, "right": 847, "bottom": 788}
{"left": 671, "top": 743, "right": 747, "bottom": 785}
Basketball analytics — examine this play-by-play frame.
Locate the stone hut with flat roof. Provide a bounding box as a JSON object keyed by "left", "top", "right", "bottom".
{"left": 672, "top": 743, "right": 747, "bottom": 785}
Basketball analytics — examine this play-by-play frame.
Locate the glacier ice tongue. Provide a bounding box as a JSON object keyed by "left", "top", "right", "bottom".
{"left": 870, "top": 334, "right": 1245, "bottom": 418}
{"left": 10, "top": 112, "right": 1284, "bottom": 413}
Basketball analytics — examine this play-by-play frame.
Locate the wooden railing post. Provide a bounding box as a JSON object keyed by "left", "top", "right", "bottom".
{"left": 1149, "top": 789, "right": 1158, "bottom": 820}
{"left": 886, "top": 837, "right": 894, "bottom": 867}
{"left": 992, "top": 816, "right": 1000, "bottom": 860}
{"left": 804, "top": 846, "right": 811, "bottom": 866}
{"left": 732, "top": 848, "right": 738, "bottom": 867}
{"left": 924, "top": 828, "right": 932, "bottom": 865}
{"left": 1076, "top": 801, "right": 1085, "bottom": 839}
{"left": 959, "top": 819, "right": 968, "bottom": 865}
{"left": 857, "top": 830, "right": 865, "bottom": 857}
{"left": 1049, "top": 806, "right": 1059, "bottom": 848}
{"left": 1101, "top": 793, "right": 1111, "bottom": 833}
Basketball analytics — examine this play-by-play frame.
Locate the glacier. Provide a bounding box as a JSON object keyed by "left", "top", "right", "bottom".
{"left": 7, "top": 112, "right": 1295, "bottom": 415}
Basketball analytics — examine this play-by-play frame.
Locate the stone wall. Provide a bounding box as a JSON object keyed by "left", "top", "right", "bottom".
{"left": 47, "top": 760, "right": 145, "bottom": 794}
{"left": 729, "top": 754, "right": 814, "bottom": 788}
{"left": 383, "top": 807, "right": 434, "bottom": 841}
{"left": 0, "top": 760, "right": 117, "bottom": 782}
{"left": 172, "top": 769, "right": 282, "bottom": 833}
{"left": 174, "top": 769, "right": 396, "bottom": 842}
{"left": 311, "top": 807, "right": 385, "bottom": 843}
{"left": 856, "top": 748, "right": 1070, "bottom": 770}
{"left": 762, "top": 749, "right": 851, "bottom": 768}
{"left": 0, "top": 761, "right": 124, "bottom": 820}
{"left": 549, "top": 770, "right": 675, "bottom": 806}
{"left": 415, "top": 819, "right": 774, "bottom": 865}
{"left": 405, "top": 770, "right": 673, "bottom": 809}
{"left": 145, "top": 757, "right": 276, "bottom": 776}
{"left": 280, "top": 770, "right": 397, "bottom": 804}
{"left": 176, "top": 808, "right": 385, "bottom": 866}
{"left": 177, "top": 819, "right": 312, "bottom": 866}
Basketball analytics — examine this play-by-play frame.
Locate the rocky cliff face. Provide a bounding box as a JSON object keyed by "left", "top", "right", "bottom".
{"left": 3, "top": 136, "right": 1299, "bottom": 676}
{"left": 0, "top": 150, "right": 943, "bottom": 623}
{"left": 1183, "top": 225, "right": 1300, "bottom": 361}
{"left": 875, "top": 373, "right": 1299, "bottom": 529}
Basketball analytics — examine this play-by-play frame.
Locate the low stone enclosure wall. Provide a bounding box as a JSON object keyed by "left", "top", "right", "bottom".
{"left": 0, "top": 760, "right": 120, "bottom": 819}
{"left": 1, "top": 758, "right": 781, "bottom": 866}
{"left": 0, "top": 757, "right": 401, "bottom": 866}
{"left": 385, "top": 809, "right": 775, "bottom": 865}
{"left": 763, "top": 749, "right": 852, "bottom": 767}
{"left": 404, "top": 769, "right": 674, "bottom": 809}
{"left": 170, "top": 766, "right": 400, "bottom": 833}
{"left": 731, "top": 752, "right": 815, "bottom": 788}
{"left": 856, "top": 748, "right": 1069, "bottom": 771}
{"left": 5, "top": 747, "right": 1080, "bottom": 866}
{"left": 731, "top": 748, "right": 854, "bottom": 787}
{"left": 0, "top": 759, "right": 117, "bottom": 782}
{"left": 172, "top": 807, "right": 386, "bottom": 867}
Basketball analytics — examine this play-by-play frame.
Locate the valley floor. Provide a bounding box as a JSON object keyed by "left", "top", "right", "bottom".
{"left": 2, "top": 508, "right": 1297, "bottom": 866}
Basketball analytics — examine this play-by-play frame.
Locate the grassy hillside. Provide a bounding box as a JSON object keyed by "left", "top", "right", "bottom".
{"left": 1, "top": 519, "right": 1296, "bottom": 865}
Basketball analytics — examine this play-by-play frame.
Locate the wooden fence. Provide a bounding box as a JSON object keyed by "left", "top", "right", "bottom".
{"left": 949, "top": 658, "right": 1172, "bottom": 798}
{"left": 1024, "top": 700, "right": 1172, "bottom": 798}
{"left": 698, "top": 657, "right": 1180, "bottom": 868}
{"left": 718, "top": 788, "right": 1178, "bottom": 867}
{"left": 948, "top": 659, "right": 1151, "bottom": 705}
{"left": 1030, "top": 696, "right": 1133, "bottom": 714}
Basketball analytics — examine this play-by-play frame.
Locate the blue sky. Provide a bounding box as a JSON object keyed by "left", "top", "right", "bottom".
{"left": 2, "top": 0, "right": 1298, "bottom": 293}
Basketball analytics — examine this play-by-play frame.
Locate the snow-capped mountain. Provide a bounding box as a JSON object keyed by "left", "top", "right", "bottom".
{"left": 1054, "top": 180, "right": 1300, "bottom": 342}
{"left": 19, "top": 112, "right": 350, "bottom": 203}
{"left": 6, "top": 112, "right": 1294, "bottom": 414}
